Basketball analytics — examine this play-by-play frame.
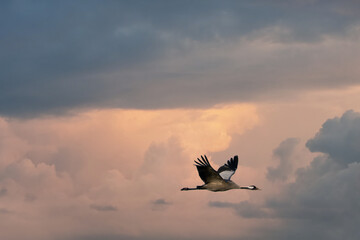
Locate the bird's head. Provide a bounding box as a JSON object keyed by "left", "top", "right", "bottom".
{"left": 249, "top": 185, "right": 261, "bottom": 190}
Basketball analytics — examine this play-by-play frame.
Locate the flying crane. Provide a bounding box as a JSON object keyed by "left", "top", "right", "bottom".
{"left": 181, "top": 155, "right": 260, "bottom": 192}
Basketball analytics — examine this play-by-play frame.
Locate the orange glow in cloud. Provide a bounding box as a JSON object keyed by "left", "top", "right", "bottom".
{"left": 0, "top": 104, "right": 260, "bottom": 239}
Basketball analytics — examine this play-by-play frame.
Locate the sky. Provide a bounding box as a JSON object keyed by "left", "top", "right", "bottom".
{"left": 1, "top": 1, "right": 360, "bottom": 239}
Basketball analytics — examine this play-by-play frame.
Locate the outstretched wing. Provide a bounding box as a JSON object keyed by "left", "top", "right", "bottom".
{"left": 217, "top": 155, "right": 238, "bottom": 180}
{"left": 194, "top": 155, "right": 224, "bottom": 184}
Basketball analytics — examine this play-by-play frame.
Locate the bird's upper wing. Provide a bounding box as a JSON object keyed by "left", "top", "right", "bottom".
{"left": 217, "top": 155, "right": 238, "bottom": 180}
{"left": 194, "top": 155, "right": 224, "bottom": 184}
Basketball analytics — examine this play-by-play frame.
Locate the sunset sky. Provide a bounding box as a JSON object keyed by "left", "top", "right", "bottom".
{"left": 1, "top": 1, "right": 360, "bottom": 240}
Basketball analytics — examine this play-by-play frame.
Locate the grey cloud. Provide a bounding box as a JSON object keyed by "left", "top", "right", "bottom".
{"left": 217, "top": 110, "right": 360, "bottom": 240}
{"left": 306, "top": 110, "right": 360, "bottom": 166}
{"left": 24, "top": 193, "right": 37, "bottom": 202}
{"left": 263, "top": 161, "right": 360, "bottom": 240}
{"left": 59, "top": 234, "right": 140, "bottom": 240}
{"left": 1, "top": 1, "right": 360, "bottom": 117}
{"left": 89, "top": 204, "right": 118, "bottom": 212}
{"left": 151, "top": 198, "right": 172, "bottom": 211}
{"left": 267, "top": 138, "right": 300, "bottom": 181}
{"left": 209, "top": 201, "right": 269, "bottom": 219}
{"left": 0, "top": 188, "right": 7, "bottom": 197}
{"left": 152, "top": 198, "right": 171, "bottom": 206}
{"left": 0, "top": 208, "right": 12, "bottom": 214}
{"left": 59, "top": 234, "right": 215, "bottom": 240}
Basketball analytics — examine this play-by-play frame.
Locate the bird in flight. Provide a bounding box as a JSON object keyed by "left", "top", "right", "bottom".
{"left": 181, "top": 155, "right": 260, "bottom": 192}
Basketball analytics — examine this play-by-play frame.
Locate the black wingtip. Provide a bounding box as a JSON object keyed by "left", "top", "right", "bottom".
{"left": 224, "top": 155, "right": 238, "bottom": 170}
{"left": 203, "top": 155, "right": 210, "bottom": 165}
{"left": 197, "top": 157, "right": 206, "bottom": 166}
{"left": 201, "top": 155, "right": 207, "bottom": 164}
{"left": 194, "top": 155, "right": 211, "bottom": 167}
{"left": 233, "top": 155, "right": 238, "bottom": 165}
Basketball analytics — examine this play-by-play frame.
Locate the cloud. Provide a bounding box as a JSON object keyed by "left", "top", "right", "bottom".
{"left": 24, "top": 193, "right": 37, "bottom": 202}
{"left": 211, "top": 110, "right": 360, "bottom": 240}
{"left": 0, "top": 208, "right": 12, "bottom": 214}
{"left": 264, "top": 161, "right": 360, "bottom": 240}
{"left": 1, "top": 1, "right": 360, "bottom": 117}
{"left": 209, "top": 201, "right": 269, "bottom": 219}
{"left": 151, "top": 198, "right": 172, "bottom": 211}
{"left": 267, "top": 138, "right": 300, "bottom": 181}
{"left": 90, "top": 204, "right": 118, "bottom": 212}
{"left": 0, "top": 188, "right": 7, "bottom": 197}
{"left": 306, "top": 110, "right": 360, "bottom": 166}
{"left": 152, "top": 199, "right": 171, "bottom": 205}
{"left": 0, "top": 104, "right": 259, "bottom": 240}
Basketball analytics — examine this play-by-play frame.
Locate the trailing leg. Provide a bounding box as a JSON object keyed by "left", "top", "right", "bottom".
{"left": 181, "top": 185, "right": 205, "bottom": 191}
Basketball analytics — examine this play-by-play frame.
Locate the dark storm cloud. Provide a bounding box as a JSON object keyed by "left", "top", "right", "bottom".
{"left": 1, "top": 1, "right": 360, "bottom": 117}
{"left": 211, "top": 110, "right": 360, "bottom": 240}
{"left": 306, "top": 110, "right": 360, "bottom": 166}
{"left": 267, "top": 138, "right": 299, "bottom": 181}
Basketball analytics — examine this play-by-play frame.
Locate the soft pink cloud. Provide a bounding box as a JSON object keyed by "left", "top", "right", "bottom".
{"left": 2, "top": 86, "right": 360, "bottom": 239}
{"left": 0, "top": 104, "right": 259, "bottom": 240}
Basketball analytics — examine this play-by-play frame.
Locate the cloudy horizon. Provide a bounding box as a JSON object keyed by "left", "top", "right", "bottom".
{"left": 1, "top": 1, "right": 360, "bottom": 240}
